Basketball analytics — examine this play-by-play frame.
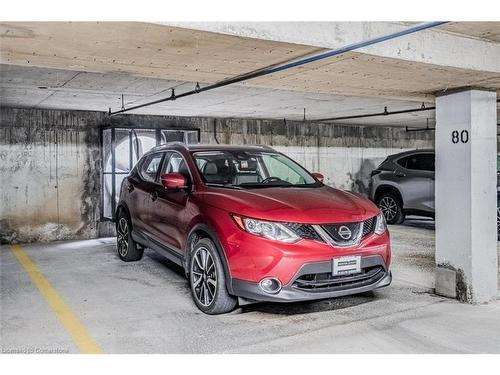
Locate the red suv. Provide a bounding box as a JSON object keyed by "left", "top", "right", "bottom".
{"left": 116, "top": 143, "right": 391, "bottom": 314}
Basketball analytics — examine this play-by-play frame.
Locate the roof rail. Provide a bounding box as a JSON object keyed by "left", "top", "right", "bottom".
{"left": 150, "top": 141, "right": 188, "bottom": 151}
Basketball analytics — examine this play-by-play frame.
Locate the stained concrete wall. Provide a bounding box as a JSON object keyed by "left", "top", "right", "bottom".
{"left": 0, "top": 106, "right": 433, "bottom": 243}
{"left": 0, "top": 108, "right": 102, "bottom": 243}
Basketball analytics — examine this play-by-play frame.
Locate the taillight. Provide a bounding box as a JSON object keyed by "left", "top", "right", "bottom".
{"left": 370, "top": 170, "right": 382, "bottom": 177}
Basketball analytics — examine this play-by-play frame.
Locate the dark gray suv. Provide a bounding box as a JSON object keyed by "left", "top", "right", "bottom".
{"left": 369, "top": 150, "right": 500, "bottom": 237}
{"left": 368, "top": 150, "right": 435, "bottom": 224}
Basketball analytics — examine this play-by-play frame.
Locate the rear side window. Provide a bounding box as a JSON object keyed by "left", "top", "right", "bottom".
{"left": 397, "top": 154, "right": 435, "bottom": 171}
{"left": 376, "top": 157, "right": 392, "bottom": 170}
{"left": 140, "top": 153, "right": 163, "bottom": 182}
{"left": 378, "top": 157, "right": 388, "bottom": 167}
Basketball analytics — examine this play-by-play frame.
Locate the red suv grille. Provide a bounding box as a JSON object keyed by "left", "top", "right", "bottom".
{"left": 283, "top": 216, "right": 376, "bottom": 244}
{"left": 362, "top": 216, "right": 376, "bottom": 237}
{"left": 293, "top": 265, "right": 385, "bottom": 292}
{"left": 282, "top": 223, "right": 323, "bottom": 242}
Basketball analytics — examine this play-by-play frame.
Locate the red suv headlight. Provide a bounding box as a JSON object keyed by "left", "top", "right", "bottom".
{"left": 374, "top": 211, "right": 387, "bottom": 235}
{"left": 231, "top": 215, "right": 301, "bottom": 243}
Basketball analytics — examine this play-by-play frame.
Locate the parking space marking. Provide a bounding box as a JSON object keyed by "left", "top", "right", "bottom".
{"left": 9, "top": 244, "right": 102, "bottom": 354}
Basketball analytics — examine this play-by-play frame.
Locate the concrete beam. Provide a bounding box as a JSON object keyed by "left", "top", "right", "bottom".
{"left": 163, "top": 22, "right": 500, "bottom": 74}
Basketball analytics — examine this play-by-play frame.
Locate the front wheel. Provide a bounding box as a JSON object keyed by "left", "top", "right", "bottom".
{"left": 377, "top": 192, "right": 405, "bottom": 224}
{"left": 189, "top": 238, "right": 237, "bottom": 315}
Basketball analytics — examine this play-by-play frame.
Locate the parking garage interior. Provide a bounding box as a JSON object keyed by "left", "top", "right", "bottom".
{"left": 1, "top": 19, "right": 499, "bottom": 355}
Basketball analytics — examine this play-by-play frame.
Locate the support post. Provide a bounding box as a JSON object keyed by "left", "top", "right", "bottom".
{"left": 435, "top": 88, "right": 498, "bottom": 303}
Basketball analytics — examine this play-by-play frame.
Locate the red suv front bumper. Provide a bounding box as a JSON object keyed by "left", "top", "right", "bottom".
{"left": 231, "top": 259, "right": 392, "bottom": 303}
{"left": 210, "top": 212, "right": 392, "bottom": 303}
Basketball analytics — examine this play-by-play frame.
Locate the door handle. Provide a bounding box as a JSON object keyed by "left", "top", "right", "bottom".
{"left": 150, "top": 191, "right": 158, "bottom": 202}
{"left": 395, "top": 171, "right": 406, "bottom": 177}
{"left": 127, "top": 184, "right": 134, "bottom": 193}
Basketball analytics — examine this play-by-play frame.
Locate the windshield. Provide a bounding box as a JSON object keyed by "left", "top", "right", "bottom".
{"left": 192, "top": 150, "right": 319, "bottom": 188}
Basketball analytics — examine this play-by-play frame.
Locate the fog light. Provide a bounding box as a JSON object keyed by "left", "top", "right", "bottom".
{"left": 259, "top": 277, "right": 282, "bottom": 294}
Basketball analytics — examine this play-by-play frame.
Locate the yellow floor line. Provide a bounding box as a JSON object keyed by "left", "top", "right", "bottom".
{"left": 9, "top": 244, "right": 103, "bottom": 354}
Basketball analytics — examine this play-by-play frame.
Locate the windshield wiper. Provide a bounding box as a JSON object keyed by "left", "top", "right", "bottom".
{"left": 291, "top": 183, "right": 321, "bottom": 188}
{"left": 205, "top": 183, "right": 243, "bottom": 190}
{"left": 237, "top": 182, "right": 320, "bottom": 189}
{"left": 237, "top": 183, "right": 294, "bottom": 188}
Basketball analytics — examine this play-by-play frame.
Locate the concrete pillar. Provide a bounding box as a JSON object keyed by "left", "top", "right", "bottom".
{"left": 435, "top": 88, "right": 498, "bottom": 303}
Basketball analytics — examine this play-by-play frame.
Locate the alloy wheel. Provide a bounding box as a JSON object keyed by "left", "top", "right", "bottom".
{"left": 497, "top": 206, "right": 500, "bottom": 236}
{"left": 191, "top": 247, "right": 217, "bottom": 307}
{"left": 117, "top": 217, "right": 129, "bottom": 257}
{"left": 380, "top": 196, "right": 398, "bottom": 222}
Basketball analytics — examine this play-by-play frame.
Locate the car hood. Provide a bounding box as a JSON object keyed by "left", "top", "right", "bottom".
{"left": 201, "top": 185, "right": 379, "bottom": 224}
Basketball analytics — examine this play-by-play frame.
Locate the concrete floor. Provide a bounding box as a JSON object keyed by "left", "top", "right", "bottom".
{"left": 1, "top": 220, "right": 499, "bottom": 354}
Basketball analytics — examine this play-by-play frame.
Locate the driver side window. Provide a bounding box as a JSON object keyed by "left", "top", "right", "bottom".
{"left": 161, "top": 152, "right": 191, "bottom": 182}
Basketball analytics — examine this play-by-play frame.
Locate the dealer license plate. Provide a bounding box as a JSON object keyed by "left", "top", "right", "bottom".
{"left": 332, "top": 256, "right": 361, "bottom": 276}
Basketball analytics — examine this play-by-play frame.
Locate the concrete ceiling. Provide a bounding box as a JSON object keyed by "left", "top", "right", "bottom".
{"left": 1, "top": 64, "right": 433, "bottom": 125}
{"left": 1, "top": 22, "right": 499, "bottom": 126}
{"left": 438, "top": 22, "right": 500, "bottom": 43}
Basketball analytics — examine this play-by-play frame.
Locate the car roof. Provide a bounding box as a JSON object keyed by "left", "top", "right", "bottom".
{"left": 386, "top": 149, "right": 435, "bottom": 160}
{"left": 149, "top": 142, "right": 276, "bottom": 153}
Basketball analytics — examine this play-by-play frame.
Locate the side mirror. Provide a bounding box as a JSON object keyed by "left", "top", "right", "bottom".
{"left": 160, "top": 173, "right": 187, "bottom": 190}
{"left": 312, "top": 172, "right": 325, "bottom": 182}
{"left": 312, "top": 172, "right": 324, "bottom": 183}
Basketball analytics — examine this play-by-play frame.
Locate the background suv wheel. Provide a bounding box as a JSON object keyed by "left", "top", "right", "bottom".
{"left": 497, "top": 205, "right": 500, "bottom": 240}
{"left": 189, "top": 238, "right": 237, "bottom": 315}
{"left": 116, "top": 210, "right": 144, "bottom": 262}
{"left": 377, "top": 192, "right": 405, "bottom": 225}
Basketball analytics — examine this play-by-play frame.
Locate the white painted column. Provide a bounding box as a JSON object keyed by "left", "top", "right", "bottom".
{"left": 435, "top": 88, "right": 498, "bottom": 303}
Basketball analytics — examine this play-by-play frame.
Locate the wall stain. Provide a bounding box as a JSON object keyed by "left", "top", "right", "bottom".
{"left": 348, "top": 158, "right": 378, "bottom": 195}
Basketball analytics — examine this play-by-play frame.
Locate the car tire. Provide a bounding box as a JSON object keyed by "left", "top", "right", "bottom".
{"left": 189, "top": 237, "right": 237, "bottom": 315}
{"left": 116, "top": 211, "right": 144, "bottom": 262}
{"left": 377, "top": 192, "right": 405, "bottom": 225}
{"left": 497, "top": 206, "right": 500, "bottom": 241}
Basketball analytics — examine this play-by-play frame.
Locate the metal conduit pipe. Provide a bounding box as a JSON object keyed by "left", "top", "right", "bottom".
{"left": 109, "top": 21, "right": 448, "bottom": 116}
{"left": 315, "top": 105, "right": 436, "bottom": 122}
{"left": 315, "top": 98, "right": 499, "bottom": 123}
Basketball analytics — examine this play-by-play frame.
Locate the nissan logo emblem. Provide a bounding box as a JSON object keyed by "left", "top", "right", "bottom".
{"left": 338, "top": 225, "right": 352, "bottom": 240}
